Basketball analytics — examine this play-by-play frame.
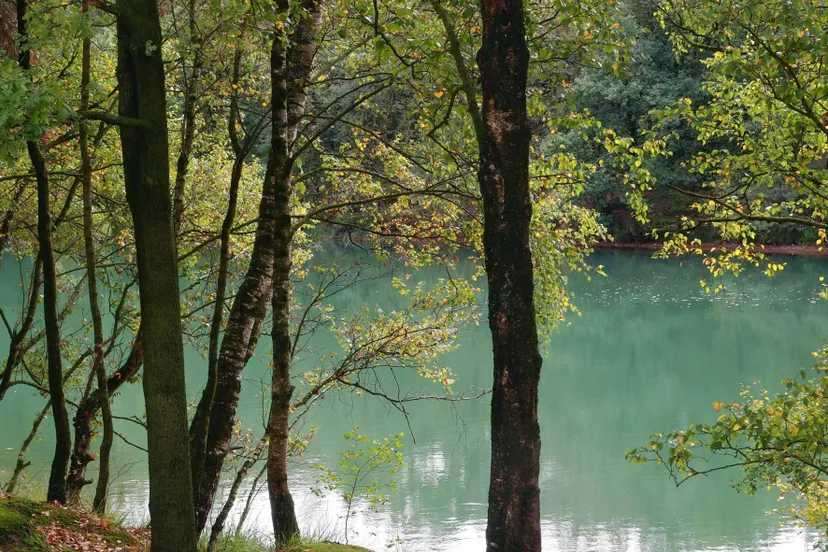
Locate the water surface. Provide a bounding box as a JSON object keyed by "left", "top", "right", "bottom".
{"left": 1, "top": 250, "right": 825, "bottom": 551}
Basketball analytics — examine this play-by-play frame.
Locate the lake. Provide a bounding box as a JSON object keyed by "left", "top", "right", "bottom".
{"left": 0, "top": 249, "right": 826, "bottom": 551}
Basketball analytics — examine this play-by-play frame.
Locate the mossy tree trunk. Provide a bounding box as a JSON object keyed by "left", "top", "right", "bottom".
{"left": 115, "top": 1, "right": 198, "bottom": 550}
{"left": 477, "top": 0, "right": 543, "bottom": 550}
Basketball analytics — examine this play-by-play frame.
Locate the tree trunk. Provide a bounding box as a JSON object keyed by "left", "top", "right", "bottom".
{"left": 0, "top": 257, "right": 41, "bottom": 401}
{"left": 193, "top": 0, "right": 324, "bottom": 534}
{"left": 206, "top": 437, "right": 265, "bottom": 552}
{"left": 78, "top": 0, "right": 114, "bottom": 512}
{"left": 66, "top": 330, "right": 143, "bottom": 504}
{"left": 477, "top": 1, "right": 543, "bottom": 550}
{"left": 267, "top": 0, "right": 325, "bottom": 543}
{"left": 17, "top": 0, "right": 72, "bottom": 505}
{"left": 34, "top": 142, "right": 72, "bottom": 506}
{"left": 172, "top": 0, "right": 202, "bottom": 234}
{"left": 267, "top": 24, "right": 298, "bottom": 535}
{"left": 115, "top": 1, "right": 198, "bottom": 550}
{"left": 0, "top": 180, "right": 25, "bottom": 271}
{"left": 192, "top": 89, "right": 279, "bottom": 539}
{"left": 189, "top": 49, "right": 244, "bottom": 522}
{"left": 5, "top": 400, "right": 50, "bottom": 494}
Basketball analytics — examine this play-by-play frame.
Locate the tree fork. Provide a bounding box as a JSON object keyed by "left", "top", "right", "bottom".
{"left": 66, "top": 330, "right": 143, "bottom": 504}
{"left": 192, "top": 0, "right": 324, "bottom": 534}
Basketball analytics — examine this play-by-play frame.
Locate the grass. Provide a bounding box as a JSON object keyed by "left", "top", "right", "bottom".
{"left": 0, "top": 493, "right": 372, "bottom": 552}
{"left": 279, "top": 544, "right": 373, "bottom": 552}
{"left": 208, "top": 531, "right": 373, "bottom": 552}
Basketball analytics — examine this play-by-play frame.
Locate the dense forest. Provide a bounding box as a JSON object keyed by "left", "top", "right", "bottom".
{"left": 1, "top": 0, "right": 828, "bottom": 551}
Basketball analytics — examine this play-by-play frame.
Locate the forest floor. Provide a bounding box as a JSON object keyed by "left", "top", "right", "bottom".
{"left": 0, "top": 493, "right": 144, "bottom": 551}
{"left": 595, "top": 241, "right": 828, "bottom": 256}
{"left": 0, "top": 493, "right": 371, "bottom": 552}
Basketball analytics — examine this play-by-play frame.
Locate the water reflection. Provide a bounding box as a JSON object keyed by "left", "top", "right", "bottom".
{"left": 0, "top": 250, "right": 825, "bottom": 550}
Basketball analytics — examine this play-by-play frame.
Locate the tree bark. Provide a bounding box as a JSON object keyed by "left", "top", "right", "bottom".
{"left": 17, "top": 0, "right": 72, "bottom": 505}
{"left": 477, "top": 1, "right": 543, "bottom": 550}
{"left": 267, "top": 22, "right": 298, "bottom": 532}
{"left": 78, "top": 1, "right": 114, "bottom": 512}
{"left": 192, "top": 1, "right": 324, "bottom": 534}
{"left": 34, "top": 141, "right": 72, "bottom": 506}
{"left": 192, "top": 83, "right": 278, "bottom": 539}
{"left": 115, "top": 1, "right": 198, "bottom": 550}
{"left": 206, "top": 437, "right": 266, "bottom": 552}
{"left": 66, "top": 329, "right": 142, "bottom": 504}
{"left": 0, "top": 180, "right": 25, "bottom": 271}
{"left": 267, "top": 0, "right": 325, "bottom": 543}
{"left": 171, "top": 0, "right": 202, "bottom": 234}
{"left": 189, "top": 48, "right": 244, "bottom": 518}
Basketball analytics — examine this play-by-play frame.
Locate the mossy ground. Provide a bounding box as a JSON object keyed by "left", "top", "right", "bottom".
{"left": 0, "top": 494, "right": 141, "bottom": 551}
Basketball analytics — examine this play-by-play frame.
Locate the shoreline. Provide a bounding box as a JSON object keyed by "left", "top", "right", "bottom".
{"left": 594, "top": 241, "right": 828, "bottom": 257}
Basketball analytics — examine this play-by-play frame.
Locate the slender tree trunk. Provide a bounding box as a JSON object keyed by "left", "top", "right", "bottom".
{"left": 193, "top": 0, "right": 323, "bottom": 532}
{"left": 267, "top": 0, "right": 325, "bottom": 543}
{"left": 192, "top": 90, "right": 278, "bottom": 539}
{"left": 17, "top": 0, "right": 72, "bottom": 504}
{"left": 0, "top": 257, "right": 41, "bottom": 401}
{"left": 268, "top": 212, "right": 298, "bottom": 543}
{"left": 5, "top": 400, "right": 50, "bottom": 494}
{"left": 115, "top": 1, "right": 198, "bottom": 550}
{"left": 77, "top": 2, "right": 113, "bottom": 512}
{"left": 34, "top": 144, "right": 72, "bottom": 505}
{"left": 66, "top": 329, "right": 142, "bottom": 503}
{"left": 427, "top": 0, "right": 484, "bottom": 145}
{"left": 189, "top": 48, "right": 244, "bottom": 513}
{"left": 477, "top": 1, "right": 543, "bottom": 550}
{"left": 267, "top": 108, "right": 299, "bottom": 543}
{"left": 237, "top": 463, "right": 266, "bottom": 536}
{"left": 172, "top": 0, "right": 202, "bottom": 234}
{"left": 206, "top": 438, "right": 265, "bottom": 551}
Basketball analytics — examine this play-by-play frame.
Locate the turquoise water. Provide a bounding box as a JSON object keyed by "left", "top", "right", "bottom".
{"left": 0, "top": 250, "right": 825, "bottom": 551}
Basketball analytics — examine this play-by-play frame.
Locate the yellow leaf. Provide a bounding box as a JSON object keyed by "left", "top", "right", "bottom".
{"left": 434, "top": 90, "right": 444, "bottom": 98}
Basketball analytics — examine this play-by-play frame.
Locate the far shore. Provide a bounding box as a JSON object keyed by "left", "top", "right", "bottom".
{"left": 594, "top": 241, "right": 828, "bottom": 257}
